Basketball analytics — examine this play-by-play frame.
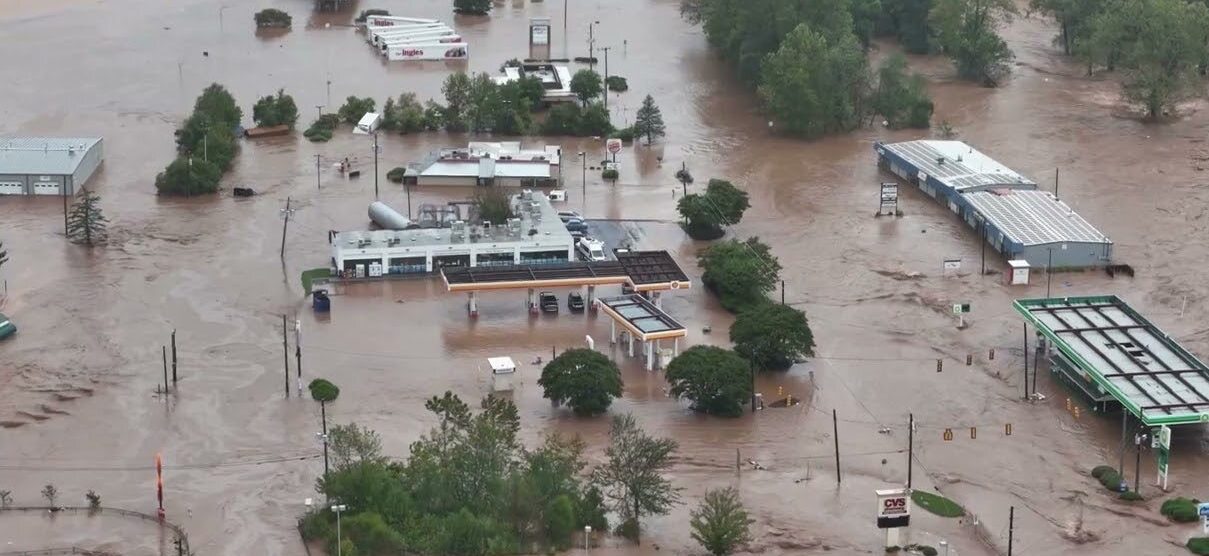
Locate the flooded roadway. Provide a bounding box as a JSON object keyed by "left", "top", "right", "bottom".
{"left": 1, "top": 0, "right": 1208, "bottom": 554}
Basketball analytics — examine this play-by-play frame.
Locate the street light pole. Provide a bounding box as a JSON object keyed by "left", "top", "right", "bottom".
{"left": 331, "top": 504, "right": 347, "bottom": 556}
{"left": 373, "top": 131, "right": 380, "bottom": 200}
{"left": 563, "top": 0, "right": 569, "bottom": 60}
{"left": 316, "top": 104, "right": 324, "bottom": 119}
{"left": 579, "top": 151, "right": 586, "bottom": 214}
{"left": 219, "top": 5, "right": 228, "bottom": 33}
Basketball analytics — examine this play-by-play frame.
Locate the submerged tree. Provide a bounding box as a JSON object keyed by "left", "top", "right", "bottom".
{"left": 252, "top": 89, "right": 299, "bottom": 129}
{"left": 632, "top": 95, "right": 666, "bottom": 145}
{"left": 871, "top": 54, "right": 933, "bottom": 129}
{"left": 66, "top": 189, "right": 108, "bottom": 246}
{"left": 698, "top": 237, "right": 781, "bottom": 312}
{"left": 593, "top": 414, "right": 680, "bottom": 542}
{"left": 690, "top": 487, "right": 753, "bottom": 556}
{"left": 729, "top": 303, "right": 815, "bottom": 370}
{"left": 758, "top": 24, "right": 869, "bottom": 138}
{"left": 929, "top": 0, "right": 1016, "bottom": 86}
{"left": 665, "top": 346, "right": 753, "bottom": 417}
{"left": 538, "top": 348, "right": 624, "bottom": 416}
{"left": 570, "top": 70, "right": 604, "bottom": 107}
{"left": 453, "top": 0, "right": 493, "bottom": 15}
{"left": 41, "top": 484, "right": 58, "bottom": 507}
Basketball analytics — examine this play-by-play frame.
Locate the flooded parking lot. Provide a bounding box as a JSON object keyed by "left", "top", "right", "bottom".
{"left": 2, "top": 0, "right": 1209, "bottom": 554}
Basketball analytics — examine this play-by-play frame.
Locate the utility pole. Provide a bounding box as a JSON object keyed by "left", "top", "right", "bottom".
{"left": 282, "top": 314, "right": 290, "bottom": 398}
{"left": 280, "top": 197, "right": 293, "bottom": 259}
{"left": 1054, "top": 167, "right": 1060, "bottom": 199}
{"left": 1046, "top": 248, "right": 1054, "bottom": 298}
{"left": 295, "top": 318, "right": 303, "bottom": 396}
{"left": 562, "top": 0, "right": 569, "bottom": 60}
{"left": 171, "top": 329, "right": 178, "bottom": 386}
{"left": 373, "top": 131, "right": 380, "bottom": 200}
{"left": 833, "top": 409, "right": 841, "bottom": 484}
{"left": 405, "top": 181, "right": 412, "bottom": 218}
{"left": 781, "top": 281, "right": 785, "bottom": 305}
{"left": 321, "top": 399, "right": 330, "bottom": 478}
{"left": 1007, "top": 506, "right": 1015, "bottom": 556}
{"left": 315, "top": 154, "right": 321, "bottom": 189}
{"left": 1023, "top": 323, "right": 1029, "bottom": 399}
{"left": 907, "top": 413, "right": 914, "bottom": 489}
{"left": 600, "top": 46, "right": 612, "bottom": 114}
{"left": 588, "top": 21, "right": 600, "bottom": 71}
{"left": 161, "top": 346, "right": 169, "bottom": 395}
{"left": 750, "top": 359, "right": 757, "bottom": 413}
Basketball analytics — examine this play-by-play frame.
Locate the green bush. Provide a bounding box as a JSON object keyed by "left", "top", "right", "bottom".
{"left": 155, "top": 157, "right": 222, "bottom": 196}
{"left": 308, "top": 378, "right": 340, "bottom": 402}
{"left": 254, "top": 8, "right": 292, "bottom": 28}
{"left": 614, "top": 126, "right": 636, "bottom": 142}
{"left": 338, "top": 96, "right": 377, "bottom": 125}
{"left": 1161, "top": 497, "right": 1201, "bottom": 522}
{"left": 542, "top": 103, "right": 582, "bottom": 135}
{"left": 1119, "top": 490, "right": 1144, "bottom": 501}
{"left": 601, "top": 169, "right": 619, "bottom": 181}
{"left": 252, "top": 89, "right": 299, "bottom": 129}
{"left": 545, "top": 495, "right": 576, "bottom": 549}
{"left": 605, "top": 75, "right": 629, "bottom": 92}
{"left": 1188, "top": 537, "right": 1209, "bottom": 555}
{"left": 387, "top": 167, "right": 407, "bottom": 183}
{"left": 1090, "top": 465, "right": 1116, "bottom": 479}
{"left": 304, "top": 114, "right": 340, "bottom": 142}
{"left": 299, "top": 511, "right": 333, "bottom": 541}
{"left": 1099, "top": 470, "right": 1124, "bottom": 492}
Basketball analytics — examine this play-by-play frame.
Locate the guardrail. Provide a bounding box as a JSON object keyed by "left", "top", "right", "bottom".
{"left": 0, "top": 506, "right": 190, "bottom": 554}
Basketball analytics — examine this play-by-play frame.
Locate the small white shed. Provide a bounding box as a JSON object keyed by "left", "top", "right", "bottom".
{"left": 1007, "top": 259, "right": 1030, "bottom": 285}
{"left": 488, "top": 356, "right": 517, "bottom": 392}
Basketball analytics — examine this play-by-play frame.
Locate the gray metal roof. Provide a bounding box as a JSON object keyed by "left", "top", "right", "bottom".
{"left": 1016, "top": 296, "right": 1209, "bottom": 425}
{"left": 0, "top": 137, "right": 101, "bottom": 175}
{"left": 964, "top": 190, "right": 1110, "bottom": 247}
{"left": 881, "top": 140, "right": 1035, "bottom": 191}
{"left": 598, "top": 295, "right": 685, "bottom": 335}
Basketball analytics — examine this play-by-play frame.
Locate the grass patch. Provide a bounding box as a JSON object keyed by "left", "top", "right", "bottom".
{"left": 1188, "top": 537, "right": 1209, "bottom": 555}
{"left": 301, "top": 267, "right": 331, "bottom": 295}
{"left": 911, "top": 490, "right": 965, "bottom": 518}
{"left": 1161, "top": 497, "right": 1201, "bottom": 523}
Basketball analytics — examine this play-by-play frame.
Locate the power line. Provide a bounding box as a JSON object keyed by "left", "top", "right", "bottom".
{"left": 0, "top": 453, "right": 320, "bottom": 472}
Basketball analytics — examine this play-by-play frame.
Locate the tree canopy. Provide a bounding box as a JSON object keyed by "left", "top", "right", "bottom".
{"left": 633, "top": 95, "right": 666, "bottom": 145}
{"left": 729, "top": 303, "right": 815, "bottom": 370}
{"left": 665, "top": 346, "right": 752, "bottom": 417}
{"left": 338, "top": 96, "right": 377, "bottom": 125}
{"left": 758, "top": 24, "right": 869, "bottom": 138}
{"left": 193, "top": 83, "right": 242, "bottom": 129}
{"left": 66, "top": 189, "right": 107, "bottom": 246}
{"left": 698, "top": 237, "right": 781, "bottom": 312}
{"left": 871, "top": 54, "right": 933, "bottom": 129}
{"left": 678, "top": 179, "right": 750, "bottom": 240}
{"left": 160, "top": 84, "right": 240, "bottom": 195}
{"left": 252, "top": 89, "right": 299, "bottom": 129}
{"left": 454, "top": 0, "right": 493, "bottom": 15}
{"left": 592, "top": 414, "right": 680, "bottom": 541}
{"left": 691, "top": 487, "right": 754, "bottom": 555}
{"left": 309, "top": 378, "right": 340, "bottom": 403}
{"left": 929, "top": 0, "right": 1016, "bottom": 85}
{"left": 1081, "top": 0, "right": 1209, "bottom": 119}
{"left": 538, "top": 349, "right": 624, "bottom": 416}
{"left": 155, "top": 156, "right": 221, "bottom": 196}
{"left": 381, "top": 92, "right": 427, "bottom": 133}
{"left": 473, "top": 188, "right": 515, "bottom": 225}
{"left": 570, "top": 70, "right": 604, "bottom": 106}
{"left": 302, "top": 393, "right": 606, "bottom": 555}
{"left": 254, "top": 8, "right": 292, "bottom": 28}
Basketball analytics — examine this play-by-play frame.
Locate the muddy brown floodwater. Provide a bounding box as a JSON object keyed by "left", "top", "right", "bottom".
{"left": 2, "top": 0, "right": 1209, "bottom": 554}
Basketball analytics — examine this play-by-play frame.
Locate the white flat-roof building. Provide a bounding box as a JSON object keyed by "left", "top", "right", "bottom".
{"left": 407, "top": 142, "right": 561, "bottom": 188}
{"left": 493, "top": 63, "right": 576, "bottom": 104}
{"left": 0, "top": 137, "right": 103, "bottom": 196}
{"left": 331, "top": 190, "right": 573, "bottom": 276}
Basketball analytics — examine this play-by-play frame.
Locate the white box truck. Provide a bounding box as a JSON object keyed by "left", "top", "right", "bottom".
{"left": 354, "top": 112, "right": 381, "bottom": 135}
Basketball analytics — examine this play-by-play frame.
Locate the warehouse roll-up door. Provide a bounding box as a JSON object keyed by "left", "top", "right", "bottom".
{"left": 0, "top": 182, "right": 22, "bottom": 195}
{"left": 32, "top": 181, "right": 60, "bottom": 195}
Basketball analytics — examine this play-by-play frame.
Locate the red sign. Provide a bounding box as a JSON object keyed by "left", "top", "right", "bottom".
{"left": 606, "top": 138, "right": 622, "bottom": 154}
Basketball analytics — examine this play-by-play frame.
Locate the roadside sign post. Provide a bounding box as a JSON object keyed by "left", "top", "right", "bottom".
{"left": 606, "top": 138, "right": 622, "bottom": 163}
{"left": 1156, "top": 425, "right": 1171, "bottom": 490}
{"left": 877, "top": 182, "right": 899, "bottom": 216}
{"left": 876, "top": 488, "right": 911, "bottom": 548}
{"left": 952, "top": 302, "right": 971, "bottom": 329}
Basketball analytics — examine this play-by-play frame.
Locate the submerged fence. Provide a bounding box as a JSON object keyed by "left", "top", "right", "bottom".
{"left": 0, "top": 506, "right": 191, "bottom": 555}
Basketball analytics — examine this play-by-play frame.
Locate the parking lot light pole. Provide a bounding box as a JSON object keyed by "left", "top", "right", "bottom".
{"left": 579, "top": 151, "right": 587, "bottom": 214}
{"left": 331, "top": 504, "right": 348, "bottom": 556}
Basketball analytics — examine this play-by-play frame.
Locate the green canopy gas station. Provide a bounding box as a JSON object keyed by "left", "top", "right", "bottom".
{"left": 1014, "top": 295, "right": 1209, "bottom": 488}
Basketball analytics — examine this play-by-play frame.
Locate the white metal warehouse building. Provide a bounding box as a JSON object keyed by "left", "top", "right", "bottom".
{"left": 0, "top": 137, "right": 104, "bottom": 196}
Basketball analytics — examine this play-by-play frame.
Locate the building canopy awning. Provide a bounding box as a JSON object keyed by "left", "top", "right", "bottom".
{"left": 597, "top": 294, "right": 686, "bottom": 341}
{"left": 441, "top": 250, "right": 691, "bottom": 292}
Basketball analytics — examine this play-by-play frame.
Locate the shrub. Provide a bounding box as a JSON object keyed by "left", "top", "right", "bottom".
{"left": 1090, "top": 465, "right": 1116, "bottom": 479}
{"left": 254, "top": 8, "right": 292, "bottom": 28}
{"left": 542, "top": 103, "right": 582, "bottom": 135}
{"left": 1119, "top": 490, "right": 1144, "bottom": 501}
{"left": 308, "top": 378, "right": 340, "bottom": 403}
{"left": 545, "top": 495, "right": 576, "bottom": 549}
{"left": 614, "top": 126, "right": 636, "bottom": 143}
{"left": 538, "top": 349, "right": 624, "bottom": 416}
{"left": 387, "top": 167, "right": 407, "bottom": 183}
{"left": 155, "top": 157, "right": 222, "bottom": 196}
{"left": 1161, "top": 497, "right": 1201, "bottom": 522}
{"left": 1098, "top": 470, "right": 1124, "bottom": 492}
{"left": 1188, "top": 538, "right": 1209, "bottom": 555}
{"left": 601, "top": 169, "right": 619, "bottom": 181}
{"left": 355, "top": 9, "right": 389, "bottom": 23}
{"left": 85, "top": 490, "right": 101, "bottom": 509}
{"left": 299, "top": 511, "right": 333, "bottom": 541}
{"left": 605, "top": 75, "right": 629, "bottom": 92}
{"left": 304, "top": 114, "right": 340, "bottom": 142}
{"left": 338, "top": 96, "right": 377, "bottom": 125}
{"left": 252, "top": 89, "right": 299, "bottom": 129}
{"left": 730, "top": 303, "right": 815, "bottom": 370}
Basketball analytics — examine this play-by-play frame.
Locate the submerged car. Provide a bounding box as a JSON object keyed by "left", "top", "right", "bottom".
{"left": 568, "top": 292, "right": 585, "bottom": 312}
{"left": 0, "top": 312, "right": 15, "bottom": 340}
{"left": 539, "top": 291, "right": 559, "bottom": 313}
